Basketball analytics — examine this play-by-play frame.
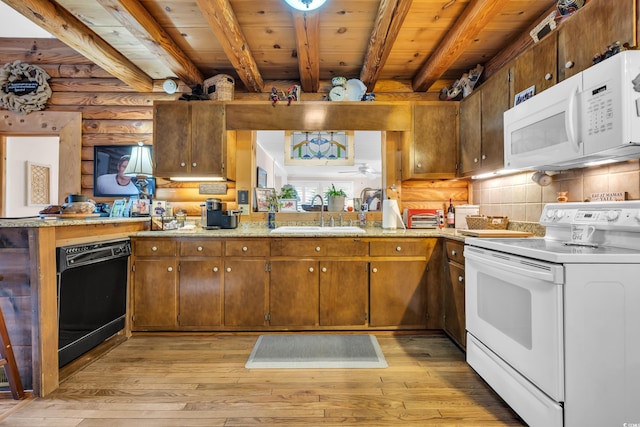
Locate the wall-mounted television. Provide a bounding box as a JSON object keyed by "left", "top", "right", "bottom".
{"left": 94, "top": 145, "right": 155, "bottom": 197}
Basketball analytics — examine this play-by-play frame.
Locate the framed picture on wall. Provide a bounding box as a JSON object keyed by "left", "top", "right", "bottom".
{"left": 94, "top": 145, "right": 153, "bottom": 197}
{"left": 254, "top": 188, "right": 276, "bottom": 212}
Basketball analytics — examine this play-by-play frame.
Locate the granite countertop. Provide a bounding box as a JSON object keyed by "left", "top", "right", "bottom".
{"left": 0, "top": 216, "right": 544, "bottom": 240}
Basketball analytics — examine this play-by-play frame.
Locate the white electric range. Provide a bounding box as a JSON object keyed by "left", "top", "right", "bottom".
{"left": 464, "top": 201, "right": 640, "bottom": 427}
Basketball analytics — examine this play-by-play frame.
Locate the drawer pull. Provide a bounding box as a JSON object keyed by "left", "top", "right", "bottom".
{"left": 192, "top": 162, "right": 197, "bottom": 167}
{"left": 242, "top": 246, "right": 248, "bottom": 252}
{"left": 474, "top": 157, "right": 479, "bottom": 163}
{"left": 565, "top": 61, "right": 574, "bottom": 69}
{"left": 151, "top": 246, "right": 158, "bottom": 251}
{"left": 167, "top": 267, "right": 173, "bottom": 272}
{"left": 213, "top": 267, "right": 219, "bottom": 272}
{"left": 226, "top": 267, "right": 232, "bottom": 272}
{"left": 544, "top": 72, "right": 552, "bottom": 81}
{"left": 458, "top": 275, "right": 464, "bottom": 282}
{"left": 395, "top": 246, "right": 402, "bottom": 252}
{"left": 180, "top": 162, "right": 186, "bottom": 167}
{"left": 315, "top": 246, "right": 321, "bottom": 252}
{"left": 309, "top": 267, "right": 314, "bottom": 273}
{"left": 197, "top": 246, "right": 203, "bottom": 252}
{"left": 372, "top": 267, "right": 378, "bottom": 273}
{"left": 321, "top": 267, "right": 327, "bottom": 273}
{"left": 451, "top": 250, "right": 457, "bottom": 256}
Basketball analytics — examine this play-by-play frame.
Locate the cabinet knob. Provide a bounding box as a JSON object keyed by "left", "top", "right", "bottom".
{"left": 372, "top": 267, "right": 378, "bottom": 273}
{"left": 151, "top": 246, "right": 157, "bottom": 251}
{"left": 416, "top": 162, "right": 422, "bottom": 169}
{"left": 481, "top": 154, "right": 486, "bottom": 160}
{"left": 242, "top": 246, "right": 248, "bottom": 252}
{"left": 197, "top": 246, "right": 203, "bottom": 252}
{"left": 180, "top": 162, "right": 186, "bottom": 167}
{"left": 395, "top": 246, "right": 402, "bottom": 252}
{"left": 451, "top": 250, "right": 457, "bottom": 256}
{"left": 226, "top": 267, "right": 232, "bottom": 272}
{"left": 192, "top": 162, "right": 197, "bottom": 167}
{"left": 167, "top": 266, "right": 173, "bottom": 272}
{"left": 458, "top": 275, "right": 464, "bottom": 282}
{"left": 321, "top": 267, "right": 327, "bottom": 273}
{"left": 309, "top": 267, "right": 314, "bottom": 273}
{"left": 474, "top": 157, "right": 479, "bottom": 163}
{"left": 213, "top": 267, "right": 219, "bottom": 272}
{"left": 544, "top": 72, "right": 552, "bottom": 81}
{"left": 565, "top": 61, "right": 574, "bottom": 69}
{"left": 315, "top": 246, "right": 321, "bottom": 252}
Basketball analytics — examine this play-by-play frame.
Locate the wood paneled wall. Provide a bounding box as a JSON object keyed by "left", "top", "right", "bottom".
{"left": 0, "top": 38, "right": 465, "bottom": 216}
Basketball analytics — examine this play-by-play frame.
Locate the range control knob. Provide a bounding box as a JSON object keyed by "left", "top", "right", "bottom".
{"left": 555, "top": 209, "right": 566, "bottom": 220}
{"left": 606, "top": 210, "right": 620, "bottom": 221}
{"left": 545, "top": 209, "right": 556, "bottom": 219}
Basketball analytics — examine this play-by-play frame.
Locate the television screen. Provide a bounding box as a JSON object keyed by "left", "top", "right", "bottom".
{"left": 93, "top": 145, "right": 154, "bottom": 197}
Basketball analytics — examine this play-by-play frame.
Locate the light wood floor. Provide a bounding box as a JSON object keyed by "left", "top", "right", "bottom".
{"left": 0, "top": 334, "right": 526, "bottom": 426}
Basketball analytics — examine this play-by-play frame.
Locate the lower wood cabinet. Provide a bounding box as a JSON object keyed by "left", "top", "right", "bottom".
{"left": 132, "top": 258, "right": 178, "bottom": 328}
{"left": 443, "top": 239, "right": 466, "bottom": 349}
{"left": 319, "top": 261, "right": 368, "bottom": 327}
{"left": 179, "top": 259, "right": 222, "bottom": 327}
{"left": 224, "top": 259, "right": 269, "bottom": 327}
{"left": 269, "top": 260, "right": 319, "bottom": 326}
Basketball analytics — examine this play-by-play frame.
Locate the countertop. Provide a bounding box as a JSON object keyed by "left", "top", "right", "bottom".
{"left": 0, "top": 216, "right": 544, "bottom": 240}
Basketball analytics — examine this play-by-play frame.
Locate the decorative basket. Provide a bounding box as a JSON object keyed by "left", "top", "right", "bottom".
{"left": 486, "top": 216, "right": 509, "bottom": 230}
{"left": 466, "top": 215, "right": 487, "bottom": 230}
{"left": 203, "top": 74, "right": 235, "bottom": 100}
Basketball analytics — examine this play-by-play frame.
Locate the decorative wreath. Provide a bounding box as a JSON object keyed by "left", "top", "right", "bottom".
{"left": 0, "top": 60, "right": 52, "bottom": 114}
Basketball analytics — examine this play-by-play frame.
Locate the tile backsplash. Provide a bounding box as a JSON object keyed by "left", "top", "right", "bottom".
{"left": 471, "top": 160, "right": 640, "bottom": 222}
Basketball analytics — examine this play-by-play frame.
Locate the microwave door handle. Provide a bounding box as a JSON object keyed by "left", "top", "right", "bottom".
{"left": 565, "top": 84, "right": 581, "bottom": 152}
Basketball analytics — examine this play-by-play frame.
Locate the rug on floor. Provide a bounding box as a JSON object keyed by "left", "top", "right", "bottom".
{"left": 245, "top": 334, "right": 388, "bottom": 369}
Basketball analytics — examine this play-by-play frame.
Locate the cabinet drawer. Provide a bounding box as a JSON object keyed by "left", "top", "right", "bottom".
{"left": 225, "top": 240, "right": 270, "bottom": 257}
{"left": 180, "top": 240, "right": 222, "bottom": 257}
{"left": 445, "top": 239, "right": 465, "bottom": 264}
{"left": 271, "top": 238, "right": 368, "bottom": 257}
{"left": 133, "top": 239, "right": 176, "bottom": 257}
{"left": 369, "top": 239, "right": 427, "bottom": 257}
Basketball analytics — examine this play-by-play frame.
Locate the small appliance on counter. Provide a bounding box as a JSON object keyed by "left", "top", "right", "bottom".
{"left": 403, "top": 208, "right": 440, "bottom": 228}
{"left": 201, "top": 198, "right": 239, "bottom": 229}
{"left": 454, "top": 204, "right": 480, "bottom": 229}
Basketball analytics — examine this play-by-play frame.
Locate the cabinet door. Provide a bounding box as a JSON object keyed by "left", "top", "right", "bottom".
{"left": 444, "top": 261, "right": 466, "bottom": 349}
{"left": 132, "top": 259, "right": 178, "bottom": 328}
{"left": 191, "top": 102, "right": 226, "bottom": 177}
{"left": 153, "top": 102, "right": 190, "bottom": 176}
{"left": 558, "top": 0, "right": 635, "bottom": 80}
{"left": 512, "top": 32, "right": 558, "bottom": 107}
{"left": 270, "top": 260, "right": 319, "bottom": 326}
{"left": 407, "top": 103, "right": 459, "bottom": 179}
{"left": 224, "top": 259, "right": 268, "bottom": 326}
{"left": 179, "top": 259, "right": 222, "bottom": 327}
{"left": 459, "top": 89, "right": 482, "bottom": 176}
{"left": 369, "top": 260, "right": 428, "bottom": 328}
{"left": 480, "top": 70, "right": 510, "bottom": 172}
{"left": 319, "top": 261, "right": 368, "bottom": 327}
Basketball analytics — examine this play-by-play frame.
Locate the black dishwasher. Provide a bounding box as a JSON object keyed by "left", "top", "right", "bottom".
{"left": 56, "top": 239, "right": 131, "bottom": 367}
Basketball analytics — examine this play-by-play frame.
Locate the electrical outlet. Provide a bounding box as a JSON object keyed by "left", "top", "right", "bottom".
{"left": 238, "top": 204, "right": 250, "bottom": 216}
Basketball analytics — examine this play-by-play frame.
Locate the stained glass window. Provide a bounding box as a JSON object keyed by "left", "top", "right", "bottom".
{"left": 284, "top": 131, "right": 354, "bottom": 165}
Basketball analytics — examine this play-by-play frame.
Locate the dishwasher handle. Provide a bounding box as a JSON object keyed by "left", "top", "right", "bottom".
{"left": 464, "top": 246, "right": 564, "bottom": 284}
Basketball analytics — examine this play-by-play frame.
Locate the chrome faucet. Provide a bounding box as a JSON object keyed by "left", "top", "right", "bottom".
{"left": 311, "top": 194, "right": 325, "bottom": 227}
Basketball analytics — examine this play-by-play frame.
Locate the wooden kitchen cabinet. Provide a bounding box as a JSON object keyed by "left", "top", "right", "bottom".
{"left": 460, "top": 69, "right": 510, "bottom": 176}
{"left": 269, "top": 260, "right": 319, "bottom": 327}
{"left": 443, "top": 239, "right": 466, "bottom": 349}
{"left": 403, "top": 102, "right": 459, "bottom": 180}
{"left": 511, "top": 32, "right": 558, "bottom": 107}
{"left": 131, "top": 239, "right": 178, "bottom": 328}
{"left": 319, "top": 260, "right": 369, "bottom": 327}
{"left": 558, "top": 0, "right": 634, "bottom": 81}
{"left": 369, "top": 239, "right": 430, "bottom": 328}
{"left": 153, "top": 101, "right": 227, "bottom": 178}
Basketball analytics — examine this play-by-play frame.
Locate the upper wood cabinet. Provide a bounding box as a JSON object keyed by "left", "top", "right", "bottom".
{"left": 558, "top": 0, "right": 635, "bottom": 81}
{"left": 153, "top": 101, "right": 227, "bottom": 178}
{"left": 403, "top": 102, "right": 459, "bottom": 180}
{"left": 511, "top": 32, "right": 558, "bottom": 108}
{"left": 459, "top": 69, "right": 509, "bottom": 176}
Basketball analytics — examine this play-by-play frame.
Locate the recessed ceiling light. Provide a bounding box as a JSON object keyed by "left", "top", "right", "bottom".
{"left": 283, "top": 0, "right": 328, "bottom": 12}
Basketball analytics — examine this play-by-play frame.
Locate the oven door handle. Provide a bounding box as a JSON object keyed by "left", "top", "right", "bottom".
{"left": 465, "top": 248, "right": 563, "bottom": 284}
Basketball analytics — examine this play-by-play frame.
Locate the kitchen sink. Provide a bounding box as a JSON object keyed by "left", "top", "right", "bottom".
{"left": 270, "top": 226, "right": 366, "bottom": 234}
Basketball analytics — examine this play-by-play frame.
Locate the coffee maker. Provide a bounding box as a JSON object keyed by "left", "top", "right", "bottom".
{"left": 201, "top": 198, "right": 239, "bottom": 229}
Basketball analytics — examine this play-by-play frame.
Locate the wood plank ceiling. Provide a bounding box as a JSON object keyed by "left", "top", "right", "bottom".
{"left": 0, "top": 0, "right": 557, "bottom": 94}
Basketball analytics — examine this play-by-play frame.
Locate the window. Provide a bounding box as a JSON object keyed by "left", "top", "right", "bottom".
{"left": 289, "top": 181, "right": 354, "bottom": 206}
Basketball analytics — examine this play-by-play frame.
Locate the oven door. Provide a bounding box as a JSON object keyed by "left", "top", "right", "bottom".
{"left": 464, "top": 246, "right": 565, "bottom": 401}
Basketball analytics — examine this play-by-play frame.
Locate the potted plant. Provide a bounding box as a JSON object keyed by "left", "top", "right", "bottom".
{"left": 325, "top": 184, "right": 347, "bottom": 212}
{"left": 278, "top": 184, "right": 298, "bottom": 212}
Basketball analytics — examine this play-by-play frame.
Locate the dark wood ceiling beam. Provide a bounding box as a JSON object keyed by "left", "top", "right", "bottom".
{"left": 412, "top": 0, "right": 510, "bottom": 92}
{"left": 292, "top": 11, "right": 320, "bottom": 93}
{"left": 96, "top": 0, "right": 204, "bottom": 86}
{"left": 1, "top": 0, "right": 152, "bottom": 92}
{"left": 360, "top": 0, "right": 413, "bottom": 92}
{"left": 195, "top": 0, "right": 264, "bottom": 93}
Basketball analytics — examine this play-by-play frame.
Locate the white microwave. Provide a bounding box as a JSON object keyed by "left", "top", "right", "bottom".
{"left": 504, "top": 50, "right": 640, "bottom": 171}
